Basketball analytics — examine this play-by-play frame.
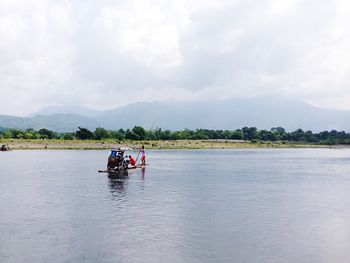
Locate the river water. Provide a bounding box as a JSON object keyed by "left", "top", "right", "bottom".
{"left": 1, "top": 149, "right": 350, "bottom": 263}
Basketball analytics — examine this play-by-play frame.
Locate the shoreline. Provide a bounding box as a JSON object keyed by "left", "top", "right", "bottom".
{"left": 0, "top": 139, "right": 343, "bottom": 150}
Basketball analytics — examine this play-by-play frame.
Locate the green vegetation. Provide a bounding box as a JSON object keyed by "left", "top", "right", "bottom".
{"left": 1, "top": 125, "right": 350, "bottom": 145}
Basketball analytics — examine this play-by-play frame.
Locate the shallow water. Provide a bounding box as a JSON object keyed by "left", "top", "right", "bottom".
{"left": 1, "top": 149, "right": 350, "bottom": 263}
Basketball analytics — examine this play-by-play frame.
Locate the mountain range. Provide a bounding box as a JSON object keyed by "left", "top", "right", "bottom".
{"left": 1, "top": 97, "right": 350, "bottom": 132}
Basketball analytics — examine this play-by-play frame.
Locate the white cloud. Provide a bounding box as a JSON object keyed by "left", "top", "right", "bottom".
{"left": 93, "top": 1, "right": 185, "bottom": 72}
{"left": 1, "top": 0, "right": 350, "bottom": 115}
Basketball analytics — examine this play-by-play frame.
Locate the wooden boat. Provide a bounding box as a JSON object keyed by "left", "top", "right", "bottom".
{"left": 98, "top": 164, "right": 148, "bottom": 173}
{"left": 1, "top": 145, "right": 9, "bottom": 151}
{"left": 99, "top": 148, "right": 148, "bottom": 175}
{"left": 107, "top": 170, "right": 128, "bottom": 179}
{"left": 127, "top": 164, "right": 148, "bottom": 169}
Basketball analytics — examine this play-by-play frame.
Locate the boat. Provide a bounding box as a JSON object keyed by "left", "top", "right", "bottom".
{"left": 128, "top": 164, "right": 148, "bottom": 169}
{"left": 1, "top": 144, "right": 9, "bottom": 151}
{"left": 98, "top": 147, "right": 148, "bottom": 174}
{"left": 105, "top": 148, "right": 129, "bottom": 173}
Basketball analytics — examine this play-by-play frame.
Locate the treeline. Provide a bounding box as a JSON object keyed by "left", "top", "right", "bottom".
{"left": 1, "top": 126, "right": 350, "bottom": 145}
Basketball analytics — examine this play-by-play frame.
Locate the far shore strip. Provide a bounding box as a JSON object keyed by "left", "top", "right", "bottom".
{"left": 0, "top": 139, "right": 339, "bottom": 150}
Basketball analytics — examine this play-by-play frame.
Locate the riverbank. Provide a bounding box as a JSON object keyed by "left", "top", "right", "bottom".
{"left": 0, "top": 139, "right": 338, "bottom": 150}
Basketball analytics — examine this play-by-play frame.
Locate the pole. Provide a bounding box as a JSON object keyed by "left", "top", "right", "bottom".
{"left": 135, "top": 147, "right": 141, "bottom": 164}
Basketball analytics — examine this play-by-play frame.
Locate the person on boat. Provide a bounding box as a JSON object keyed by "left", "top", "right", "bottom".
{"left": 140, "top": 145, "right": 146, "bottom": 165}
{"left": 129, "top": 155, "right": 137, "bottom": 166}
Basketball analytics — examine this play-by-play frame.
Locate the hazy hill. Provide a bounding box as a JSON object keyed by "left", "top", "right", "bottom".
{"left": 1, "top": 97, "right": 350, "bottom": 132}
{"left": 28, "top": 105, "right": 100, "bottom": 118}
{"left": 0, "top": 114, "right": 99, "bottom": 132}
{"left": 94, "top": 97, "right": 350, "bottom": 131}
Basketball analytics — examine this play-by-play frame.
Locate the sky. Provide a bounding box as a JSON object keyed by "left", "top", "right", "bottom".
{"left": 1, "top": 0, "right": 350, "bottom": 116}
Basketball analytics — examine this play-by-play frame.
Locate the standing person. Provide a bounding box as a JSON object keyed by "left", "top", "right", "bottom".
{"left": 140, "top": 145, "right": 146, "bottom": 165}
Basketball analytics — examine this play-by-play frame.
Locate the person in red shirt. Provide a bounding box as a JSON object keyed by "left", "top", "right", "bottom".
{"left": 129, "top": 155, "right": 137, "bottom": 166}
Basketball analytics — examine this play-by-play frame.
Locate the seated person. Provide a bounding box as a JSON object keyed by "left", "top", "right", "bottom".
{"left": 129, "top": 155, "right": 137, "bottom": 166}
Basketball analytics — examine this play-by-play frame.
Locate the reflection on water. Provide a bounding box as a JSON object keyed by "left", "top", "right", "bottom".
{"left": 107, "top": 170, "right": 129, "bottom": 200}
{"left": 141, "top": 167, "right": 145, "bottom": 179}
{"left": 107, "top": 168, "right": 146, "bottom": 198}
{"left": 1, "top": 149, "right": 350, "bottom": 263}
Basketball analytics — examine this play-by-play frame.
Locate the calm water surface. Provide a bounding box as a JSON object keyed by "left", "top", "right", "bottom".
{"left": 1, "top": 149, "right": 350, "bottom": 263}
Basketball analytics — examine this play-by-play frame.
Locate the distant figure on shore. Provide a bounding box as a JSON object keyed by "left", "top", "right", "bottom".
{"left": 140, "top": 145, "right": 146, "bottom": 165}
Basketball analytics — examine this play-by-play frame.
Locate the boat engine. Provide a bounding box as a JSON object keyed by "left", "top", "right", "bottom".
{"left": 107, "top": 149, "right": 128, "bottom": 171}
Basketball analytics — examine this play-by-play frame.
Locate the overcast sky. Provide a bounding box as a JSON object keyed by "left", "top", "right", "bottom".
{"left": 1, "top": 0, "right": 350, "bottom": 116}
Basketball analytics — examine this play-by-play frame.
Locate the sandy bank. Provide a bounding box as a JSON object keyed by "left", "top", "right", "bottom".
{"left": 0, "top": 139, "right": 334, "bottom": 150}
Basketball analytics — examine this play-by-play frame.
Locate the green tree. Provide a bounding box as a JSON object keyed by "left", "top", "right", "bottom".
{"left": 7, "top": 129, "right": 24, "bottom": 139}
{"left": 94, "top": 127, "right": 110, "bottom": 140}
{"left": 110, "top": 130, "right": 125, "bottom": 140}
{"left": 242, "top": 127, "right": 258, "bottom": 140}
{"left": 62, "top": 133, "right": 75, "bottom": 140}
{"left": 76, "top": 127, "right": 94, "bottom": 140}
{"left": 145, "top": 131, "right": 157, "bottom": 140}
{"left": 38, "top": 128, "right": 55, "bottom": 139}
{"left": 159, "top": 130, "right": 172, "bottom": 140}
{"left": 291, "top": 129, "right": 306, "bottom": 142}
{"left": 231, "top": 130, "right": 244, "bottom": 140}
{"left": 192, "top": 129, "right": 209, "bottom": 140}
{"left": 125, "top": 129, "right": 140, "bottom": 140}
{"left": 271, "top": 127, "right": 285, "bottom": 134}
{"left": 132, "top": 126, "right": 146, "bottom": 140}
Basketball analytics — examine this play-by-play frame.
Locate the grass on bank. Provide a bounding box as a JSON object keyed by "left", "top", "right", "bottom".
{"left": 0, "top": 138, "right": 334, "bottom": 150}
